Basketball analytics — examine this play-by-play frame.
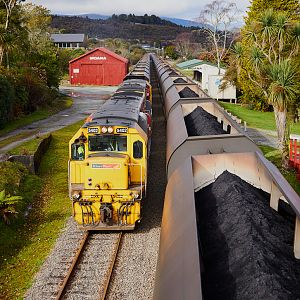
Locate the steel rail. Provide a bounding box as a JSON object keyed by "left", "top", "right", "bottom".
{"left": 101, "top": 232, "right": 123, "bottom": 300}
{"left": 55, "top": 231, "right": 90, "bottom": 300}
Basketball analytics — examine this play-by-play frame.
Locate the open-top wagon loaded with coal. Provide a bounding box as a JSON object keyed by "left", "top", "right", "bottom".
{"left": 68, "top": 55, "right": 152, "bottom": 230}
{"left": 154, "top": 152, "right": 300, "bottom": 300}
{"left": 151, "top": 54, "right": 300, "bottom": 300}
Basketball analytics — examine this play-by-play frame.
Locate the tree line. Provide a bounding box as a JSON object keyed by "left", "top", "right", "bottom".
{"left": 110, "top": 13, "right": 176, "bottom": 26}
{"left": 0, "top": 1, "right": 57, "bottom": 127}
{"left": 0, "top": 1, "right": 86, "bottom": 128}
{"left": 51, "top": 14, "right": 189, "bottom": 42}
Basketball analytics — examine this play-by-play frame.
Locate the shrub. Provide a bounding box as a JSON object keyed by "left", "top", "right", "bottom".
{"left": 0, "top": 75, "right": 15, "bottom": 128}
{"left": 0, "top": 161, "right": 28, "bottom": 195}
{"left": 0, "top": 190, "right": 23, "bottom": 224}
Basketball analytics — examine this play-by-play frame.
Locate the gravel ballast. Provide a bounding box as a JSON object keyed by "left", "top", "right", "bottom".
{"left": 184, "top": 106, "right": 227, "bottom": 136}
{"left": 25, "top": 219, "right": 85, "bottom": 300}
{"left": 64, "top": 233, "right": 121, "bottom": 300}
{"left": 195, "top": 171, "right": 300, "bottom": 300}
{"left": 106, "top": 63, "right": 166, "bottom": 300}
{"left": 178, "top": 86, "right": 199, "bottom": 98}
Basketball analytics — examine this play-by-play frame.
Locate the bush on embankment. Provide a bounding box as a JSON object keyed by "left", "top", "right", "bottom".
{"left": 0, "top": 161, "right": 42, "bottom": 223}
{"left": 0, "top": 69, "right": 60, "bottom": 129}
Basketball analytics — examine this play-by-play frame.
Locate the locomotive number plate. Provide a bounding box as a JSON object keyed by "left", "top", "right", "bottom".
{"left": 116, "top": 128, "right": 128, "bottom": 133}
{"left": 88, "top": 127, "right": 99, "bottom": 133}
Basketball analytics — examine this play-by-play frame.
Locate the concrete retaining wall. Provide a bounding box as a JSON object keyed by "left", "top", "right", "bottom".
{"left": 8, "top": 135, "right": 52, "bottom": 173}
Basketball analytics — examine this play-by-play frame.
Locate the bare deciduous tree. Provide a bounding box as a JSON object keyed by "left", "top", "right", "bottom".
{"left": 175, "top": 32, "right": 193, "bottom": 59}
{"left": 197, "top": 0, "right": 239, "bottom": 73}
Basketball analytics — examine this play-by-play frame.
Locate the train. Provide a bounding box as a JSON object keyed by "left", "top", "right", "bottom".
{"left": 67, "top": 52, "right": 300, "bottom": 298}
{"left": 68, "top": 54, "right": 152, "bottom": 230}
{"left": 151, "top": 55, "right": 300, "bottom": 299}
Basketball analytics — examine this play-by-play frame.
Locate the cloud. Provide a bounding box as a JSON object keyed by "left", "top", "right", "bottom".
{"left": 30, "top": 0, "right": 250, "bottom": 20}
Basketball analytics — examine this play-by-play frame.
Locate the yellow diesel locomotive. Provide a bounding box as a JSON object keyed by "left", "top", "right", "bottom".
{"left": 68, "top": 58, "right": 152, "bottom": 230}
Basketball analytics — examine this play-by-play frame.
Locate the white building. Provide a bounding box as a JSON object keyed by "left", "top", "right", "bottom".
{"left": 51, "top": 34, "right": 87, "bottom": 49}
{"left": 177, "top": 60, "right": 236, "bottom": 100}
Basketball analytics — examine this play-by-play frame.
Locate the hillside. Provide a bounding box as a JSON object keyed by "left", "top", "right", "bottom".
{"left": 161, "top": 16, "right": 205, "bottom": 28}
{"left": 69, "top": 13, "right": 206, "bottom": 28}
{"left": 51, "top": 15, "right": 190, "bottom": 42}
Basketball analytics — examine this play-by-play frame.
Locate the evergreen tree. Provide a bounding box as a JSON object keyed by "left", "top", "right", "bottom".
{"left": 235, "top": 0, "right": 300, "bottom": 109}
{"left": 245, "top": 0, "right": 300, "bottom": 23}
{"left": 231, "top": 9, "right": 300, "bottom": 167}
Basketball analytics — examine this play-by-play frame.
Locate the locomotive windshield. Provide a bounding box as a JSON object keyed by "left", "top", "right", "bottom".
{"left": 88, "top": 135, "right": 127, "bottom": 152}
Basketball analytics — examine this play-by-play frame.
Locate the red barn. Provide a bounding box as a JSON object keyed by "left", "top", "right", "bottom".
{"left": 69, "top": 47, "right": 128, "bottom": 86}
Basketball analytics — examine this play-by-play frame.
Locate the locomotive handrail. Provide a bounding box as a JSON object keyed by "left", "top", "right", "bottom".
{"left": 128, "top": 163, "right": 144, "bottom": 200}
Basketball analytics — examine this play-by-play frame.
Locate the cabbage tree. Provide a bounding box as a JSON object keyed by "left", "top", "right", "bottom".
{"left": 232, "top": 9, "right": 300, "bottom": 167}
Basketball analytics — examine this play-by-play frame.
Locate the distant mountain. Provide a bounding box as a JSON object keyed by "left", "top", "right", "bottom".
{"left": 51, "top": 15, "right": 189, "bottom": 41}
{"left": 161, "top": 17, "right": 205, "bottom": 28}
{"left": 72, "top": 14, "right": 206, "bottom": 28}
{"left": 76, "top": 14, "right": 109, "bottom": 20}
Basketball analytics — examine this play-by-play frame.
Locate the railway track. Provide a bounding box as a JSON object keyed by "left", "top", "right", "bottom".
{"left": 55, "top": 231, "right": 123, "bottom": 300}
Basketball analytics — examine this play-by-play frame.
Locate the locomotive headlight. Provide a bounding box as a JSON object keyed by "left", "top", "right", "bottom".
{"left": 107, "top": 126, "right": 113, "bottom": 133}
{"left": 133, "top": 193, "right": 139, "bottom": 199}
{"left": 101, "top": 126, "right": 108, "bottom": 133}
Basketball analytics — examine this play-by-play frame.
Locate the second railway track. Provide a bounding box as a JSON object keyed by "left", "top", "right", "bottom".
{"left": 56, "top": 231, "right": 123, "bottom": 300}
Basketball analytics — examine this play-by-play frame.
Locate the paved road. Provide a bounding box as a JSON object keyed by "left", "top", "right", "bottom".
{"left": 245, "top": 127, "right": 279, "bottom": 148}
{"left": 0, "top": 86, "right": 117, "bottom": 153}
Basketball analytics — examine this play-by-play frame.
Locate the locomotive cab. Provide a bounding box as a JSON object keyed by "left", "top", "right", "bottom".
{"left": 69, "top": 123, "right": 148, "bottom": 230}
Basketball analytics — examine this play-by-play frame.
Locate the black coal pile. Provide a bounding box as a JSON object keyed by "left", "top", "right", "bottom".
{"left": 169, "top": 70, "right": 178, "bottom": 76}
{"left": 195, "top": 171, "right": 300, "bottom": 300}
{"left": 173, "top": 78, "right": 187, "bottom": 83}
{"left": 184, "top": 106, "right": 226, "bottom": 136}
{"left": 179, "top": 86, "right": 199, "bottom": 98}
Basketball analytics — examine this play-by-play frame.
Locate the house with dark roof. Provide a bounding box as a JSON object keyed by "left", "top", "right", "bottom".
{"left": 51, "top": 34, "right": 87, "bottom": 49}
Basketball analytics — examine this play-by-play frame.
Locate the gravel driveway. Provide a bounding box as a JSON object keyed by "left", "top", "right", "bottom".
{"left": 0, "top": 86, "right": 116, "bottom": 152}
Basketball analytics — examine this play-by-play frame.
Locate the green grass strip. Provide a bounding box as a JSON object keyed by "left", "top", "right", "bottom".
{"left": 0, "top": 96, "right": 73, "bottom": 137}
{"left": 8, "top": 134, "right": 50, "bottom": 156}
{"left": 260, "top": 145, "right": 300, "bottom": 195}
{"left": 179, "top": 69, "right": 194, "bottom": 77}
{"left": 219, "top": 102, "right": 300, "bottom": 134}
{"left": 0, "top": 120, "right": 83, "bottom": 299}
{"left": 0, "top": 131, "right": 39, "bottom": 150}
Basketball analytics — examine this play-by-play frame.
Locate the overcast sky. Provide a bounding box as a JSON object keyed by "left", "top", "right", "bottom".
{"left": 29, "top": 0, "right": 251, "bottom": 20}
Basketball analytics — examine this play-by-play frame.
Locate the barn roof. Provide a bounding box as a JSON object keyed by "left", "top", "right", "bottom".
{"left": 69, "top": 47, "right": 128, "bottom": 64}
{"left": 51, "top": 33, "right": 85, "bottom": 43}
{"left": 176, "top": 59, "right": 203, "bottom": 69}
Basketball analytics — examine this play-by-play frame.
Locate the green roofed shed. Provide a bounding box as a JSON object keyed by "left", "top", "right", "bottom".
{"left": 176, "top": 59, "right": 203, "bottom": 69}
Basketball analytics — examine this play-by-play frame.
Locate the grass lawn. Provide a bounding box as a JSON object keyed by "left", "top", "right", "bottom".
{"left": 260, "top": 145, "right": 300, "bottom": 195}
{"left": 0, "top": 120, "right": 83, "bottom": 300}
{"left": 0, "top": 130, "right": 39, "bottom": 150}
{"left": 0, "top": 96, "right": 73, "bottom": 137}
{"left": 219, "top": 102, "right": 300, "bottom": 134}
{"left": 8, "top": 134, "right": 50, "bottom": 156}
{"left": 179, "top": 69, "right": 194, "bottom": 78}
